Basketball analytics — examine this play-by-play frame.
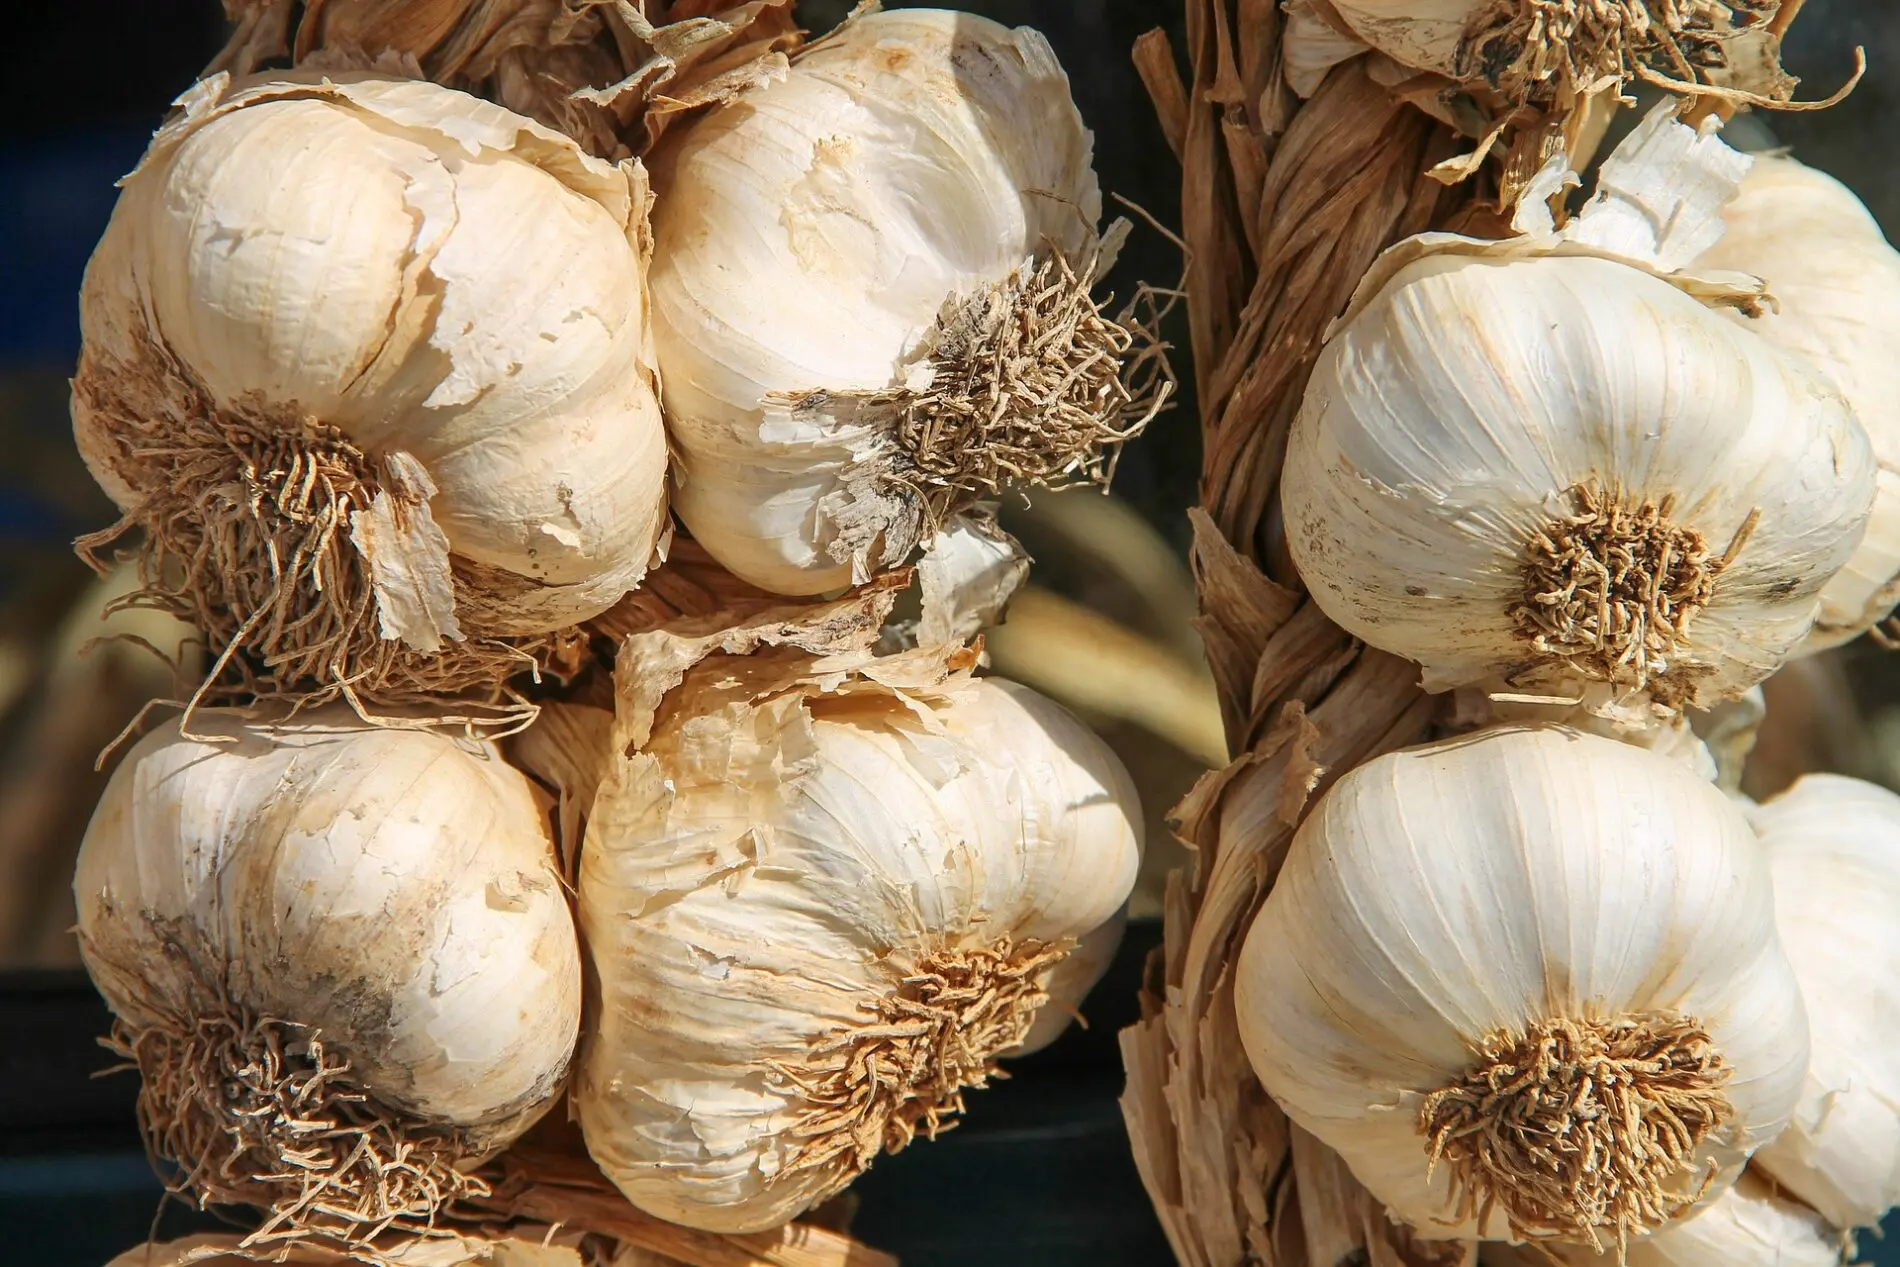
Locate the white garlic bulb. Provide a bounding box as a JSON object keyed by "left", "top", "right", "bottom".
{"left": 577, "top": 654, "right": 1142, "bottom": 1232}
{"left": 1482, "top": 1172, "right": 1843, "bottom": 1267}
{"left": 1695, "top": 155, "right": 1900, "bottom": 651}
{"left": 650, "top": 9, "right": 1154, "bottom": 595}
{"left": 74, "top": 70, "right": 669, "bottom": 706}
{"left": 1236, "top": 725, "right": 1809, "bottom": 1248}
{"left": 1746, "top": 774, "right": 1900, "bottom": 1229}
{"left": 1284, "top": 249, "right": 1874, "bottom": 712}
{"left": 74, "top": 708, "right": 581, "bottom": 1238}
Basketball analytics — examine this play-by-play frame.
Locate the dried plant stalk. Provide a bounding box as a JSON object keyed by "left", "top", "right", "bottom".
{"left": 1118, "top": 6, "right": 1479, "bottom": 1266}
{"left": 212, "top": 0, "right": 804, "bottom": 159}
{"left": 1119, "top": 1, "right": 1822, "bottom": 1263}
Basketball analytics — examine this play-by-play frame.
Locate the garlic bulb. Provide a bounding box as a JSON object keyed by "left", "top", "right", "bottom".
{"left": 109, "top": 1229, "right": 591, "bottom": 1267}
{"left": 577, "top": 650, "right": 1142, "bottom": 1232}
{"left": 1284, "top": 249, "right": 1874, "bottom": 712}
{"left": 1481, "top": 1172, "right": 1843, "bottom": 1267}
{"left": 649, "top": 9, "right": 1159, "bottom": 595}
{"left": 1695, "top": 155, "right": 1900, "bottom": 651}
{"left": 1236, "top": 724, "right": 1808, "bottom": 1248}
{"left": 1288, "top": 0, "right": 1783, "bottom": 104}
{"left": 74, "top": 70, "right": 669, "bottom": 708}
{"left": 1746, "top": 774, "right": 1900, "bottom": 1229}
{"left": 74, "top": 708, "right": 580, "bottom": 1239}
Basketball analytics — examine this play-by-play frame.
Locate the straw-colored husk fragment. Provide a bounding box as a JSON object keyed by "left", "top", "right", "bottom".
{"left": 1421, "top": 1013, "right": 1733, "bottom": 1251}
{"left": 212, "top": 0, "right": 804, "bottom": 160}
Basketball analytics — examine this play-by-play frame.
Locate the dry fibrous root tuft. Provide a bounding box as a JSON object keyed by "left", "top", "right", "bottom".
{"left": 107, "top": 972, "right": 485, "bottom": 1250}
{"left": 73, "top": 342, "right": 585, "bottom": 730}
{"left": 872, "top": 241, "right": 1176, "bottom": 536}
{"left": 1509, "top": 482, "right": 1755, "bottom": 695}
{"left": 1419, "top": 1012, "right": 1734, "bottom": 1253}
{"left": 766, "top": 937, "right": 1074, "bottom": 1201}
{"left": 1461, "top": 0, "right": 1784, "bottom": 106}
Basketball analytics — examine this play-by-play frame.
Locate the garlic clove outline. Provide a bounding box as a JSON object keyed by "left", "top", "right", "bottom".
{"left": 647, "top": 9, "right": 1163, "bottom": 595}
{"left": 1235, "top": 723, "right": 1810, "bottom": 1249}
{"left": 74, "top": 707, "right": 582, "bottom": 1244}
{"left": 1284, "top": 248, "right": 1875, "bottom": 715}
{"left": 1746, "top": 773, "right": 1900, "bottom": 1230}
{"left": 575, "top": 643, "right": 1143, "bottom": 1233}
{"left": 1695, "top": 154, "right": 1900, "bottom": 653}
{"left": 73, "top": 71, "right": 670, "bottom": 711}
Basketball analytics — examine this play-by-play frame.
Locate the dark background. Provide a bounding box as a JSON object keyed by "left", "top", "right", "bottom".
{"left": 4, "top": 3, "right": 1898, "bottom": 1265}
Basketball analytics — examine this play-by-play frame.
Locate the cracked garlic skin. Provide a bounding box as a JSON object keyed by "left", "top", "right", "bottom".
{"left": 1236, "top": 725, "right": 1808, "bottom": 1248}
{"left": 73, "top": 708, "right": 580, "bottom": 1237}
{"left": 1696, "top": 155, "right": 1900, "bottom": 653}
{"left": 576, "top": 665, "right": 1141, "bottom": 1232}
{"left": 1746, "top": 775, "right": 1900, "bottom": 1230}
{"left": 73, "top": 71, "right": 668, "bottom": 702}
{"left": 1284, "top": 251, "right": 1875, "bottom": 712}
{"left": 648, "top": 10, "right": 1114, "bottom": 596}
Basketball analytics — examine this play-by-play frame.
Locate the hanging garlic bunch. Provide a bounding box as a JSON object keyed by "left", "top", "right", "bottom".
{"left": 1280, "top": 0, "right": 1788, "bottom": 108}
{"left": 1744, "top": 774, "right": 1900, "bottom": 1230}
{"left": 73, "top": 70, "right": 670, "bottom": 711}
{"left": 574, "top": 642, "right": 1142, "bottom": 1232}
{"left": 1481, "top": 1171, "right": 1843, "bottom": 1267}
{"left": 1283, "top": 245, "right": 1874, "bottom": 712}
{"left": 1693, "top": 154, "right": 1900, "bottom": 651}
{"left": 74, "top": 708, "right": 581, "bottom": 1242}
{"left": 1236, "top": 725, "right": 1809, "bottom": 1249}
{"left": 647, "top": 8, "right": 1165, "bottom": 595}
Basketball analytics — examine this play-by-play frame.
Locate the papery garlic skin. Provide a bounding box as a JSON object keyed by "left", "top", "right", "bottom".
{"left": 1747, "top": 774, "right": 1900, "bottom": 1229}
{"left": 74, "top": 71, "right": 669, "bottom": 701}
{"left": 1696, "top": 155, "right": 1900, "bottom": 651}
{"left": 649, "top": 9, "right": 1109, "bottom": 595}
{"left": 1481, "top": 1172, "right": 1843, "bottom": 1267}
{"left": 1236, "top": 725, "right": 1809, "bottom": 1245}
{"left": 74, "top": 709, "right": 581, "bottom": 1229}
{"left": 577, "top": 666, "right": 1141, "bottom": 1233}
{"left": 1284, "top": 251, "right": 1874, "bottom": 711}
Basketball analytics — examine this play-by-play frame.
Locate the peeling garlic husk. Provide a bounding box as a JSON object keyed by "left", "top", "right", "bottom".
{"left": 1236, "top": 724, "right": 1809, "bottom": 1248}
{"left": 1695, "top": 154, "right": 1900, "bottom": 652}
{"left": 1481, "top": 1171, "right": 1844, "bottom": 1267}
{"left": 649, "top": 9, "right": 1160, "bottom": 595}
{"left": 1284, "top": 244, "right": 1874, "bottom": 715}
{"left": 575, "top": 644, "right": 1142, "bottom": 1233}
{"left": 74, "top": 708, "right": 581, "bottom": 1239}
{"left": 1745, "top": 774, "right": 1900, "bottom": 1230}
{"left": 73, "top": 70, "right": 669, "bottom": 708}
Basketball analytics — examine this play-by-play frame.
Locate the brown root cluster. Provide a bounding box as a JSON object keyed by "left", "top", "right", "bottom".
{"left": 1419, "top": 1012, "right": 1734, "bottom": 1253}
{"left": 1510, "top": 482, "right": 1754, "bottom": 694}
{"left": 766, "top": 937, "right": 1073, "bottom": 1202}
{"left": 110, "top": 997, "right": 485, "bottom": 1249}
{"left": 873, "top": 244, "right": 1175, "bottom": 537}
{"left": 1461, "top": 0, "right": 1783, "bottom": 107}
{"left": 74, "top": 342, "right": 585, "bottom": 725}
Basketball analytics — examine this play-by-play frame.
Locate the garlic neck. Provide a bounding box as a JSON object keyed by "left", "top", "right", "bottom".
{"left": 1420, "top": 1011, "right": 1735, "bottom": 1250}
{"left": 768, "top": 936, "right": 1073, "bottom": 1199}
{"left": 1509, "top": 482, "right": 1750, "bottom": 700}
